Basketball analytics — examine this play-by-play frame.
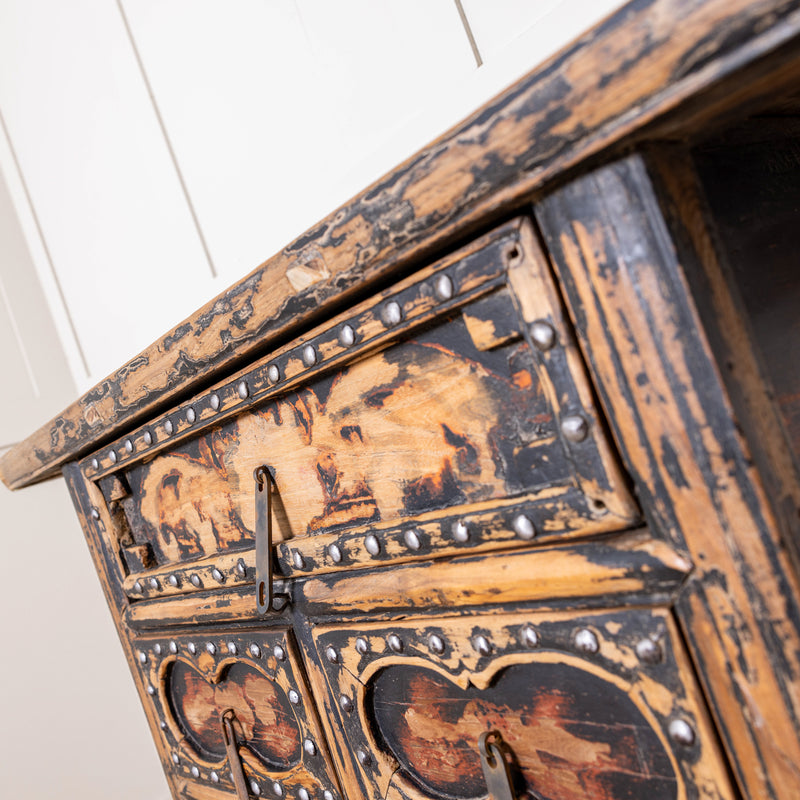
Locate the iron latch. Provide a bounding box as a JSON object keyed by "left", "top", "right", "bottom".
{"left": 254, "top": 465, "right": 288, "bottom": 615}
{"left": 221, "top": 708, "right": 250, "bottom": 800}
{"left": 479, "top": 730, "right": 519, "bottom": 800}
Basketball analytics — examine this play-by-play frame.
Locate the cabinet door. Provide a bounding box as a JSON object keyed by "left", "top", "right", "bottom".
{"left": 313, "top": 608, "right": 733, "bottom": 800}
{"left": 78, "top": 218, "right": 637, "bottom": 614}
{"left": 134, "top": 627, "right": 342, "bottom": 800}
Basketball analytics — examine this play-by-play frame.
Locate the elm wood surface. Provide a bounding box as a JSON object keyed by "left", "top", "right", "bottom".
{"left": 5, "top": 0, "right": 800, "bottom": 489}
{"left": 313, "top": 608, "right": 733, "bottom": 800}
{"left": 535, "top": 153, "right": 800, "bottom": 798}
{"left": 120, "top": 530, "right": 690, "bottom": 631}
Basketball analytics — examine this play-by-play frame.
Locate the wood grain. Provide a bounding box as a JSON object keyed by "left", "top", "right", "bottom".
{"left": 536, "top": 153, "right": 800, "bottom": 798}
{"left": 123, "top": 530, "right": 691, "bottom": 629}
{"left": 5, "top": 0, "right": 800, "bottom": 489}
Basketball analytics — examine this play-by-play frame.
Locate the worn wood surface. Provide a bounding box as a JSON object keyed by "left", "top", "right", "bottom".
{"left": 314, "top": 607, "right": 733, "bottom": 800}
{"left": 123, "top": 529, "right": 690, "bottom": 630}
{"left": 5, "top": 0, "right": 800, "bottom": 489}
{"left": 536, "top": 153, "right": 800, "bottom": 798}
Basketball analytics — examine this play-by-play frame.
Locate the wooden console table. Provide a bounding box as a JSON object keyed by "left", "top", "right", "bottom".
{"left": 4, "top": 1, "right": 800, "bottom": 798}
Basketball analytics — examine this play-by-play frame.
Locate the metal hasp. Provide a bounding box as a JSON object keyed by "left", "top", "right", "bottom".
{"left": 254, "top": 465, "right": 288, "bottom": 614}
{"left": 479, "top": 730, "right": 518, "bottom": 800}
{"left": 221, "top": 708, "right": 250, "bottom": 800}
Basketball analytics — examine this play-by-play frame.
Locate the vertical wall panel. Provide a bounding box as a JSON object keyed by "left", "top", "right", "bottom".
{"left": 120, "top": 0, "right": 476, "bottom": 284}
{"left": 0, "top": 0, "right": 214, "bottom": 387}
{"left": 0, "top": 169, "right": 76, "bottom": 443}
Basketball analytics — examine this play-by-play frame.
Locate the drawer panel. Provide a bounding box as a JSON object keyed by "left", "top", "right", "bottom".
{"left": 313, "top": 608, "right": 733, "bottom": 800}
{"left": 80, "top": 219, "right": 638, "bottom": 605}
{"left": 134, "top": 627, "right": 342, "bottom": 800}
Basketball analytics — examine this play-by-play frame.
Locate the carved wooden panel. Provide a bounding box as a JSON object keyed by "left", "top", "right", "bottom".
{"left": 78, "top": 220, "right": 637, "bottom": 604}
{"left": 133, "top": 627, "right": 341, "bottom": 800}
{"left": 313, "top": 608, "right": 733, "bottom": 800}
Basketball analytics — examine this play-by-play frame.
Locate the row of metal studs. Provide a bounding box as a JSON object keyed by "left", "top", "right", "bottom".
{"left": 85, "top": 270, "right": 462, "bottom": 477}
{"left": 327, "top": 624, "right": 697, "bottom": 749}
{"left": 315, "top": 511, "right": 538, "bottom": 571}
{"left": 130, "top": 558, "right": 247, "bottom": 596}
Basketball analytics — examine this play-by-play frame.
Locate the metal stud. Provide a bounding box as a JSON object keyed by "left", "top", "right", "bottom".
{"left": 323, "top": 792, "right": 334, "bottom": 800}
{"left": 339, "top": 324, "right": 355, "bottom": 347}
{"left": 91, "top": 457, "right": 99, "bottom": 470}
{"left": 210, "top": 771, "right": 220, "bottom": 784}
{"left": 574, "top": 628, "right": 599, "bottom": 654}
{"left": 428, "top": 634, "right": 445, "bottom": 655}
{"left": 238, "top": 381, "right": 249, "bottom": 400}
{"left": 206, "top": 642, "right": 216, "bottom": 655}
{"left": 636, "top": 638, "right": 663, "bottom": 664}
{"left": 210, "top": 393, "right": 221, "bottom": 411}
{"left": 190, "top": 766, "right": 200, "bottom": 778}
{"left": 164, "top": 419, "right": 174, "bottom": 435}
{"left": 250, "top": 780, "right": 261, "bottom": 796}
{"left": 249, "top": 643, "right": 262, "bottom": 658}
{"left": 303, "top": 738, "right": 316, "bottom": 756}
{"left": 236, "top": 559, "right": 247, "bottom": 577}
{"left": 90, "top": 507, "right": 101, "bottom": 520}
{"left": 530, "top": 321, "right": 557, "bottom": 351}
{"left": 138, "top": 651, "right": 147, "bottom": 664}
{"left": 365, "top": 534, "right": 380, "bottom": 556}
{"left": 169, "top": 641, "right": 178, "bottom": 654}
{"left": 289, "top": 689, "right": 301, "bottom": 705}
{"left": 668, "top": 718, "right": 696, "bottom": 747}
{"left": 326, "top": 646, "right": 338, "bottom": 664}
{"left": 149, "top": 577, "right": 160, "bottom": 590}
{"left": 561, "top": 414, "right": 589, "bottom": 443}
{"left": 403, "top": 529, "right": 421, "bottom": 550}
{"left": 267, "top": 364, "right": 280, "bottom": 383}
{"left": 434, "top": 274, "right": 454, "bottom": 302}
{"left": 109, "top": 449, "right": 118, "bottom": 464}
{"left": 160, "top": 720, "right": 167, "bottom": 730}
{"left": 381, "top": 301, "right": 402, "bottom": 327}
{"left": 387, "top": 634, "right": 403, "bottom": 653}
{"left": 293, "top": 550, "right": 305, "bottom": 570}
{"left": 512, "top": 514, "right": 536, "bottom": 540}
{"left": 124, "top": 438, "right": 134, "bottom": 454}
{"left": 297, "top": 789, "right": 310, "bottom": 800}
{"left": 186, "top": 407, "right": 196, "bottom": 424}
{"left": 272, "top": 782, "right": 283, "bottom": 797}
{"left": 211, "top": 567, "right": 224, "bottom": 583}
{"left": 143, "top": 431, "right": 153, "bottom": 446}
{"left": 187, "top": 642, "right": 197, "bottom": 655}
{"left": 452, "top": 520, "right": 470, "bottom": 542}
{"left": 357, "top": 749, "right": 372, "bottom": 768}
{"left": 133, "top": 580, "right": 143, "bottom": 593}
{"left": 274, "top": 644, "right": 286, "bottom": 661}
{"left": 355, "top": 637, "right": 369, "bottom": 655}
{"left": 171, "top": 753, "right": 180, "bottom": 765}
{"left": 339, "top": 694, "right": 353, "bottom": 713}
{"left": 227, "top": 641, "right": 238, "bottom": 655}
{"left": 522, "top": 625, "right": 539, "bottom": 648}
{"left": 147, "top": 684, "right": 156, "bottom": 696}
{"left": 473, "top": 635, "right": 492, "bottom": 656}
{"left": 167, "top": 574, "right": 179, "bottom": 587}
{"left": 154, "top": 643, "right": 162, "bottom": 656}
{"left": 302, "top": 344, "right": 317, "bottom": 367}
{"left": 328, "top": 544, "right": 343, "bottom": 564}
{"left": 190, "top": 574, "right": 201, "bottom": 587}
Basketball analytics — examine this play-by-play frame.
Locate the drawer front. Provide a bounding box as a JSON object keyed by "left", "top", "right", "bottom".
{"left": 80, "top": 219, "right": 637, "bottom": 607}
{"left": 134, "top": 627, "right": 342, "bottom": 800}
{"left": 313, "top": 608, "right": 733, "bottom": 800}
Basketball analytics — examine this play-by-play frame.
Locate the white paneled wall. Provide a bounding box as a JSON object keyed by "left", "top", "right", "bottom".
{"left": 0, "top": 3, "right": 625, "bottom": 798}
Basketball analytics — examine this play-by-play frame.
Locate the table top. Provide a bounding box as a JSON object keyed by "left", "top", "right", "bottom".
{"left": 3, "top": 0, "right": 800, "bottom": 489}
